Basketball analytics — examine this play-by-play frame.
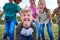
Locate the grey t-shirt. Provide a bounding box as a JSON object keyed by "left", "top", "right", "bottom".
{"left": 21, "top": 27, "right": 34, "bottom": 36}
{"left": 37, "top": 9, "right": 50, "bottom": 24}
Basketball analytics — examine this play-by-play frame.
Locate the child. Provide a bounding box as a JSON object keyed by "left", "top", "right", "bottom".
{"left": 37, "top": 0, "right": 54, "bottom": 40}
{"left": 29, "top": 0, "right": 38, "bottom": 23}
{"left": 0, "top": 0, "right": 21, "bottom": 40}
{"left": 29, "top": 0, "right": 41, "bottom": 40}
{"left": 16, "top": 8, "right": 37, "bottom": 40}
{"left": 14, "top": 0, "right": 22, "bottom": 25}
{"left": 52, "top": 0, "right": 60, "bottom": 40}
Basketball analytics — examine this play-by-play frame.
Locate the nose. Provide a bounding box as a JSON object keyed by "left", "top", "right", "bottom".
{"left": 25, "top": 15, "right": 29, "bottom": 18}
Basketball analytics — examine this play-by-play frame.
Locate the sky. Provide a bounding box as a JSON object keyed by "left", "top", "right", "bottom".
{"left": 0, "top": 0, "right": 58, "bottom": 20}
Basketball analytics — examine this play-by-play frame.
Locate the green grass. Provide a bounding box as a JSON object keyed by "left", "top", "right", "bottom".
{"left": 0, "top": 24, "right": 58, "bottom": 40}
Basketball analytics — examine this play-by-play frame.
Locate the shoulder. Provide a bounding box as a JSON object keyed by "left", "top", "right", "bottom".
{"left": 4, "top": 3, "right": 9, "bottom": 6}
{"left": 53, "top": 8, "right": 58, "bottom": 12}
{"left": 5, "top": 3, "right": 9, "bottom": 4}
{"left": 46, "top": 8, "right": 50, "bottom": 12}
{"left": 30, "top": 23, "right": 36, "bottom": 30}
{"left": 16, "top": 22, "right": 23, "bottom": 30}
{"left": 3, "top": 3, "right": 9, "bottom": 9}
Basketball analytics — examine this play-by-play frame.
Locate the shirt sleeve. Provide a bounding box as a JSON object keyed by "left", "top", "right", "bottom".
{"left": 17, "top": 5, "right": 22, "bottom": 12}
{"left": 3, "top": 3, "right": 7, "bottom": 10}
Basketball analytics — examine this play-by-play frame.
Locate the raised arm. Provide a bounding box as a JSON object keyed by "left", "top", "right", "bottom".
{"left": 52, "top": 9, "right": 56, "bottom": 17}
{"left": 0, "top": 10, "right": 4, "bottom": 16}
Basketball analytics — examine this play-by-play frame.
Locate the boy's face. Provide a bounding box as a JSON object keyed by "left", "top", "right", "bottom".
{"left": 57, "top": 0, "right": 60, "bottom": 7}
{"left": 21, "top": 11, "right": 32, "bottom": 27}
{"left": 29, "top": 0, "right": 35, "bottom": 5}
{"left": 9, "top": 0, "right": 14, "bottom": 3}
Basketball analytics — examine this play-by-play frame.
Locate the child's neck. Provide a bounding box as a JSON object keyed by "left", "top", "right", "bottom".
{"left": 9, "top": 2, "right": 14, "bottom": 4}
{"left": 31, "top": 4, "right": 36, "bottom": 8}
{"left": 23, "top": 23, "right": 31, "bottom": 30}
{"left": 39, "top": 9, "right": 44, "bottom": 13}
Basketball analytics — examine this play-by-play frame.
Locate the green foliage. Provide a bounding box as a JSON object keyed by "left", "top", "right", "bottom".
{"left": 52, "top": 16, "right": 56, "bottom": 23}
{"left": 17, "top": 16, "right": 21, "bottom": 21}
{"left": 0, "top": 20, "right": 4, "bottom": 24}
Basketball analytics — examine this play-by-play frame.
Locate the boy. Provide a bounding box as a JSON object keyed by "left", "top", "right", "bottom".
{"left": 0, "top": 0, "right": 21, "bottom": 40}
{"left": 52, "top": 0, "right": 60, "bottom": 40}
{"left": 16, "top": 8, "right": 37, "bottom": 40}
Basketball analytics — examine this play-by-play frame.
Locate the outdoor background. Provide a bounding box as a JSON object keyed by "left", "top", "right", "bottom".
{"left": 0, "top": 0, "right": 59, "bottom": 40}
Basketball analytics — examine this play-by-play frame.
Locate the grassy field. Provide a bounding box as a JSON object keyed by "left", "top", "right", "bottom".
{"left": 0, "top": 24, "right": 58, "bottom": 40}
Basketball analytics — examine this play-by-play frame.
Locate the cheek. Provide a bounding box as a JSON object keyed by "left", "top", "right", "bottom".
{"left": 21, "top": 16, "right": 24, "bottom": 21}
{"left": 43, "top": 5, "right": 46, "bottom": 8}
{"left": 59, "top": 4, "right": 60, "bottom": 6}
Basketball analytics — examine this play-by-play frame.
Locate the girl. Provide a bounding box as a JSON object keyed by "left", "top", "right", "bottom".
{"left": 29, "top": 0, "right": 41, "bottom": 40}
{"left": 0, "top": 0, "right": 21, "bottom": 40}
{"left": 37, "top": 0, "right": 54, "bottom": 40}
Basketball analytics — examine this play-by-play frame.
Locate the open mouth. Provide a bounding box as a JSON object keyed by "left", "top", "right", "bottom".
{"left": 39, "top": 7, "right": 43, "bottom": 9}
{"left": 23, "top": 18, "right": 30, "bottom": 21}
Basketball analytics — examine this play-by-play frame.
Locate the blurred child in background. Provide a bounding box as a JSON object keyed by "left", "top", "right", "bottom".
{"left": 52, "top": 0, "right": 60, "bottom": 40}
{"left": 0, "top": 0, "right": 21, "bottom": 40}
{"left": 37, "top": 0, "right": 54, "bottom": 40}
{"left": 29, "top": 0, "right": 41, "bottom": 40}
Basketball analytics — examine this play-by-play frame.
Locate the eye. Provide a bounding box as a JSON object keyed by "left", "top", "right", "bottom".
{"left": 28, "top": 15, "right": 30, "bottom": 16}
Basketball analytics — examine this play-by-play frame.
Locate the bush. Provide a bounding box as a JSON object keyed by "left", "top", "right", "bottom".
{"left": 0, "top": 20, "right": 4, "bottom": 24}
{"left": 17, "top": 16, "right": 21, "bottom": 21}
{"left": 52, "top": 16, "right": 56, "bottom": 24}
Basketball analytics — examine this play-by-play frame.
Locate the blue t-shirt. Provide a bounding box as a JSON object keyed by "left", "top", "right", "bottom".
{"left": 3, "top": 2, "right": 21, "bottom": 21}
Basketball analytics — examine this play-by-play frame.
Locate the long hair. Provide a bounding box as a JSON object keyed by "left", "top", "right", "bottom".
{"left": 44, "top": 7, "right": 49, "bottom": 13}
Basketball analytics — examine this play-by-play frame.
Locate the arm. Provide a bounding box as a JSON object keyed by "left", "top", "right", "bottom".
{"left": 0, "top": 10, "right": 4, "bottom": 16}
{"left": 17, "top": 5, "right": 22, "bottom": 15}
{"left": 34, "top": 14, "right": 39, "bottom": 22}
{"left": 32, "top": 24, "right": 38, "bottom": 40}
{"left": 47, "top": 10, "right": 52, "bottom": 23}
{"left": 16, "top": 25, "right": 20, "bottom": 40}
{"left": 52, "top": 9, "right": 56, "bottom": 17}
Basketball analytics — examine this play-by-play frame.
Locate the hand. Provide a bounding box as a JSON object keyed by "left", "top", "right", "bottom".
{"left": 33, "top": 18, "right": 39, "bottom": 22}
{"left": 50, "top": 21, "right": 53, "bottom": 24}
{"left": 0, "top": 12, "right": 3, "bottom": 16}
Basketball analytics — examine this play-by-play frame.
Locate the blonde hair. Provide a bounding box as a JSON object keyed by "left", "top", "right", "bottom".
{"left": 20, "top": 8, "right": 32, "bottom": 15}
